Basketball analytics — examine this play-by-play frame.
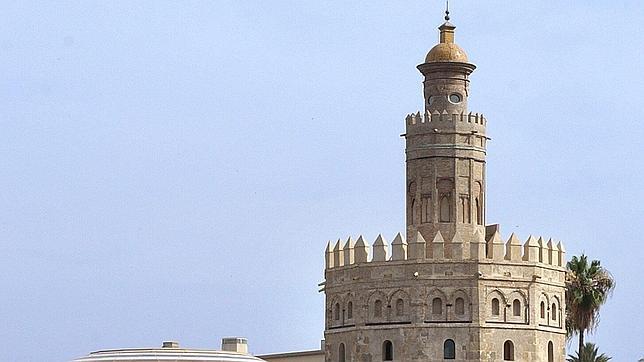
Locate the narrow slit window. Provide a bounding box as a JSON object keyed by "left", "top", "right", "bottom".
{"left": 439, "top": 195, "right": 450, "bottom": 222}
{"left": 411, "top": 199, "right": 417, "bottom": 224}
{"left": 512, "top": 299, "right": 521, "bottom": 317}
{"left": 461, "top": 197, "right": 470, "bottom": 223}
{"left": 455, "top": 297, "right": 465, "bottom": 315}
{"left": 503, "top": 340, "right": 514, "bottom": 361}
{"left": 421, "top": 195, "right": 431, "bottom": 223}
{"left": 382, "top": 340, "right": 393, "bottom": 361}
{"left": 432, "top": 297, "right": 443, "bottom": 315}
{"left": 491, "top": 298, "right": 500, "bottom": 316}
{"left": 395, "top": 298, "right": 404, "bottom": 316}
{"left": 374, "top": 300, "right": 382, "bottom": 318}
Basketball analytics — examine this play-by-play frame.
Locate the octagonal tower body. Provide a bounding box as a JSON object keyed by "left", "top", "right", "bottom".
{"left": 323, "top": 17, "right": 568, "bottom": 362}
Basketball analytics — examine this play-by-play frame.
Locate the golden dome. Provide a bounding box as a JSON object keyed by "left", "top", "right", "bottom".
{"left": 423, "top": 20, "right": 469, "bottom": 64}
{"left": 425, "top": 43, "right": 468, "bottom": 63}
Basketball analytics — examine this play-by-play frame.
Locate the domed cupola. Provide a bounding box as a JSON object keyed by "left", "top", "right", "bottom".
{"left": 424, "top": 6, "right": 469, "bottom": 63}
{"left": 425, "top": 22, "right": 468, "bottom": 63}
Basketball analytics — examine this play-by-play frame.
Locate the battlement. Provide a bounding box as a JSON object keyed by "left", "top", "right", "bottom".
{"left": 325, "top": 230, "right": 565, "bottom": 270}
{"left": 405, "top": 109, "right": 487, "bottom": 127}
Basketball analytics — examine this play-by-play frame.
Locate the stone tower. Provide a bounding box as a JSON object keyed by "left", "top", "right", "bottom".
{"left": 406, "top": 15, "right": 484, "bottom": 244}
{"left": 323, "top": 11, "right": 568, "bottom": 362}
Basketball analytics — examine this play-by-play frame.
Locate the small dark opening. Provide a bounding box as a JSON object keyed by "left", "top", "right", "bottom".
{"left": 503, "top": 340, "right": 514, "bottom": 361}
{"left": 443, "top": 339, "right": 456, "bottom": 359}
{"left": 382, "top": 340, "right": 393, "bottom": 361}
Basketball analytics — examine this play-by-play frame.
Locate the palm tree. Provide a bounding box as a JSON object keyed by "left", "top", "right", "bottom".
{"left": 566, "top": 254, "right": 615, "bottom": 354}
{"left": 566, "top": 342, "right": 611, "bottom": 362}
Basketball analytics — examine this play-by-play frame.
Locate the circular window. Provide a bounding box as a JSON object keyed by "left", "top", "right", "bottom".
{"left": 427, "top": 96, "right": 435, "bottom": 105}
{"left": 449, "top": 93, "right": 462, "bottom": 103}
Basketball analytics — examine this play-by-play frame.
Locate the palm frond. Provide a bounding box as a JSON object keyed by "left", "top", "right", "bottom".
{"left": 566, "top": 343, "right": 611, "bottom": 362}
{"left": 565, "top": 254, "right": 615, "bottom": 349}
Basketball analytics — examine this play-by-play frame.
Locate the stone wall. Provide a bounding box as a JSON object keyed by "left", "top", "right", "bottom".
{"left": 323, "top": 231, "right": 566, "bottom": 362}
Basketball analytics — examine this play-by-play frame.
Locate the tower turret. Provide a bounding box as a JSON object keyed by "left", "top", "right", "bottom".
{"left": 405, "top": 14, "right": 486, "bottom": 245}
{"left": 421, "top": 18, "right": 474, "bottom": 114}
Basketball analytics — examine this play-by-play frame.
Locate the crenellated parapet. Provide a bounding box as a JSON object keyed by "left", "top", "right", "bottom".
{"left": 405, "top": 109, "right": 486, "bottom": 128}
{"left": 325, "top": 228, "right": 566, "bottom": 270}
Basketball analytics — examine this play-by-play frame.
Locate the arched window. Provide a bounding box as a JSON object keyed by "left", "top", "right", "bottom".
{"left": 547, "top": 341, "right": 554, "bottom": 362}
{"left": 395, "top": 298, "right": 404, "bottom": 316}
{"left": 512, "top": 299, "right": 521, "bottom": 317}
{"left": 334, "top": 303, "right": 340, "bottom": 320}
{"left": 443, "top": 339, "right": 456, "bottom": 359}
{"left": 491, "top": 298, "right": 500, "bottom": 316}
{"left": 432, "top": 297, "right": 443, "bottom": 315}
{"left": 503, "top": 340, "right": 514, "bottom": 361}
{"left": 347, "top": 301, "right": 353, "bottom": 319}
{"left": 455, "top": 297, "right": 465, "bottom": 315}
{"left": 540, "top": 301, "right": 545, "bottom": 319}
{"left": 382, "top": 340, "right": 393, "bottom": 361}
{"left": 374, "top": 300, "right": 382, "bottom": 318}
{"left": 552, "top": 303, "right": 557, "bottom": 321}
{"left": 339, "top": 343, "right": 345, "bottom": 362}
{"left": 439, "top": 195, "right": 450, "bottom": 222}
{"left": 475, "top": 197, "right": 482, "bottom": 225}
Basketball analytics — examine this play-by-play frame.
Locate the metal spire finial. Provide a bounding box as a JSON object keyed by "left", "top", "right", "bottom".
{"left": 445, "top": 0, "right": 450, "bottom": 21}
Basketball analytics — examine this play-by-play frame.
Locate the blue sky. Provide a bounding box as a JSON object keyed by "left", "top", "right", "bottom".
{"left": 1, "top": 1, "right": 643, "bottom": 361}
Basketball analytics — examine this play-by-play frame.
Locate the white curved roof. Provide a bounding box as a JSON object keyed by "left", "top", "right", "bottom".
{"left": 73, "top": 347, "right": 267, "bottom": 362}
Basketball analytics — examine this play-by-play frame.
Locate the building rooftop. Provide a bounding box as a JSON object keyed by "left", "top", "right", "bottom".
{"left": 73, "top": 341, "right": 266, "bottom": 362}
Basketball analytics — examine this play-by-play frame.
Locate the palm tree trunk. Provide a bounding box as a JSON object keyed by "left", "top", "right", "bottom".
{"left": 579, "top": 330, "right": 585, "bottom": 356}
